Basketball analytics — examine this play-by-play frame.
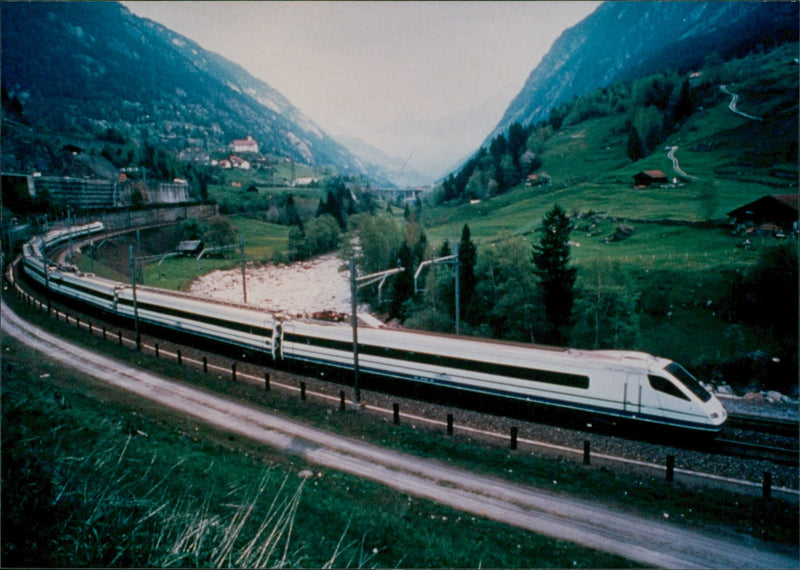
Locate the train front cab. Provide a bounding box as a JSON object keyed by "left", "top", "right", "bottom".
{"left": 635, "top": 361, "right": 727, "bottom": 437}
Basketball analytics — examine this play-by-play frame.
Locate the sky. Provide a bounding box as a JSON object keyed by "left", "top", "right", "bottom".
{"left": 123, "top": 1, "right": 599, "bottom": 178}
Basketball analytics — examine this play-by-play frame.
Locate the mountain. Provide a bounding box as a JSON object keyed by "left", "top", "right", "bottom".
{"left": 334, "top": 135, "right": 430, "bottom": 189}
{"left": 486, "top": 1, "right": 799, "bottom": 144}
{"left": 0, "top": 1, "right": 367, "bottom": 176}
{"left": 362, "top": 86, "right": 519, "bottom": 183}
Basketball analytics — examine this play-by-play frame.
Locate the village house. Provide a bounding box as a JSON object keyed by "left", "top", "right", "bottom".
{"left": 633, "top": 170, "right": 669, "bottom": 188}
{"left": 229, "top": 155, "right": 251, "bottom": 170}
{"left": 231, "top": 135, "right": 259, "bottom": 154}
{"left": 525, "top": 173, "right": 551, "bottom": 187}
{"left": 291, "top": 177, "right": 317, "bottom": 187}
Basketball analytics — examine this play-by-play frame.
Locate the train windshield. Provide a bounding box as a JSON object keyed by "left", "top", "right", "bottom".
{"left": 665, "top": 362, "right": 712, "bottom": 402}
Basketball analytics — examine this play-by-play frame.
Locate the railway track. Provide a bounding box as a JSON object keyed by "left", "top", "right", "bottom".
{"left": 715, "top": 438, "right": 799, "bottom": 466}
{"left": 726, "top": 413, "right": 798, "bottom": 437}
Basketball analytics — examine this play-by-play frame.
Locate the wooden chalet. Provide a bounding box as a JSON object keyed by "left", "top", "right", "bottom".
{"left": 633, "top": 170, "right": 668, "bottom": 188}
{"left": 727, "top": 194, "right": 799, "bottom": 232}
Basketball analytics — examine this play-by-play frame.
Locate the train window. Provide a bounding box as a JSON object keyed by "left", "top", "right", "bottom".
{"left": 647, "top": 375, "right": 689, "bottom": 401}
{"left": 665, "top": 362, "right": 712, "bottom": 402}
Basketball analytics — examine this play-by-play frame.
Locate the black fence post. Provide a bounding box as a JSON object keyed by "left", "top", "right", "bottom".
{"left": 103, "top": 325, "right": 107, "bottom": 340}
{"left": 339, "top": 390, "right": 346, "bottom": 411}
{"left": 763, "top": 471, "right": 772, "bottom": 500}
{"left": 231, "top": 363, "right": 237, "bottom": 382}
{"left": 203, "top": 356, "right": 208, "bottom": 373}
{"left": 118, "top": 331, "right": 123, "bottom": 346}
{"left": 666, "top": 455, "right": 675, "bottom": 483}
{"left": 177, "top": 350, "right": 182, "bottom": 365}
{"left": 265, "top": 373, "right": 271, "bottom": 391}
{"left": 393, "top": 403, "right": 400, "bottom": 425}
{"left": 583, "top": 440, "right": 591, "bottom": 465}
{"left": 300, "top": 382, "right": 306, "bottom": 401}
{"left": 447, "top": 414, "right": 454, "bottom": 436}
{"left": 510, "top": 427, "right": 518, "bottom": 450}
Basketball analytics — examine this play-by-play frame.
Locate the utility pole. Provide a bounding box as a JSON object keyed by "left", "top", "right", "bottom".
{"left": 454, "top": 241, "right": 461, "bottom": 335}
{"left": 130, "top": 245, "right": 141, "bottom": 351}
{"left": 44, "top": 253, "right": 51, "bottom": 312}
{"left": 240, "top": 234, "right": 247, "bottom": 304}
{"left": 350, "top": 257, "right": 361, "bottom": 404}
{"left": 136, "top": 229, "right": 143, "bottom": 284}
{"left": 349, "top": 260, "right": 405, "bottom": 406}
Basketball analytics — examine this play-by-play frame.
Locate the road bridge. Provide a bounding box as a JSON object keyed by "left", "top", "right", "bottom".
{"left": 370, "top": 187, "right": 423, "bottom": 202}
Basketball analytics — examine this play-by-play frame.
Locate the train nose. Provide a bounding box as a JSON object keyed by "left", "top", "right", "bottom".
{"left": 709, "top": 400, "right": 728, "bottom": 424}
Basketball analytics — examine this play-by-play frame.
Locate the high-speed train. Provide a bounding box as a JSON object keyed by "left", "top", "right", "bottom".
{"left": 18, "top": 222, "right": 728, "bottom": 436}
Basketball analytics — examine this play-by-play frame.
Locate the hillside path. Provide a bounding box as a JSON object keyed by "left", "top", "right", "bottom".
{"left": 2, "top": 300, "right": 797, "bottom": 569}
{"left": 720, "top": 84, "right": 763, "bottom": 121}
{"left": 667, "top": 145, "right": 698, "bottom": 181}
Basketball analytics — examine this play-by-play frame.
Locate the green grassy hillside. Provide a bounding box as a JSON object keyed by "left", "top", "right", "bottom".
{"left": 421, "top": 44, "right": 797, "bottom": 391}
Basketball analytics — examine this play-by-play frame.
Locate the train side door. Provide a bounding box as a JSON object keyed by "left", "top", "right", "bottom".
{"left": 623, "top": 373, "right": 641, "bottom": 416}
{"left": 268, "top": 320, "right": 279, "bottom": 361}
{"left": 280, "top": 322, "right": 292, "bottom": 361}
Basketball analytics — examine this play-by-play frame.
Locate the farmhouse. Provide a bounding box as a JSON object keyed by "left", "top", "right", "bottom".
{"left": 525, "top": 173, "right": 551, "bottom": 187}
{"left": 727, "top": 194, "right": 799, "bottom": 233}
{"left": 633, "top": 170, "right": 668, "bottom": 188}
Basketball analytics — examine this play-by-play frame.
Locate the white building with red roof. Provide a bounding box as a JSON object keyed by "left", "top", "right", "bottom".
{"left": 231, "top": 135, "right": 259, "bottom": 154}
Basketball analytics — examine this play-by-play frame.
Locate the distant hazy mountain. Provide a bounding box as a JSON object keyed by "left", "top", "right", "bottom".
{"left": 363, "top": 86, "right": 519, "bottom": 183}
{"left": 335, "top": 135, "right": 431, "bottom": 189}
{"left": 1, "top": 1, "right": 367, "bottom": 175}
{"left": 486, "top": 1, "right": 799, "bottom": 144}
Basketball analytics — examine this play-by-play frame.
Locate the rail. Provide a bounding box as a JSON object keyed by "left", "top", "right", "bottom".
{"left": 726, "top": 414, "right": 798, "bottom": 437}
{"left": 715, "top": 438, "right": 798, "bottom": 466}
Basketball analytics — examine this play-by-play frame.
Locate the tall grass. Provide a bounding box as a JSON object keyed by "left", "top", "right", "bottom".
{"left": 2, "top": 337, "right": 639, "bottom": 568}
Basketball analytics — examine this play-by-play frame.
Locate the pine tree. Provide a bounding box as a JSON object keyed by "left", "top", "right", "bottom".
{"left": 626, "top": 127, "right": 644, "bottom": 161}
{"left": 458, "top": 224, "right": 477, "bottom": 324}
{"left": 532, "top": 204, "right": 577, "bottom": 345}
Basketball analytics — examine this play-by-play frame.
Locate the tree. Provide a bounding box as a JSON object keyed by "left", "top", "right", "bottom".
{"left": 532, "top": 204, "right": 577, "bottom": 345}
{"left": 283, "top": 194, "right": 303, "bottom": 231}
{"left": 474, "top": 234, "right": 541, "bottom": 341}
{"left": 204, "top": 216, "right": 238, "bottom": 248}
{"left": 287, "top": 226, "right": 308, "bottom": 261}
{"left": 571, "top": 262, "right": 640, "bottom": 349}
{"left": 390, "top": 243, "right": 415, "bottom": 318}
{"left": 626, "top": 127, "right": 645, "bottom": 162}
{"left": 304, "top": 214, "right": 341, "bottom": 256}
{"left": 632, "top": 105, "right": 664, "bottom": 156}
{"left": 345, "top": 213, "right": 404, "bottom": 276}
{"left": 458, "top": 224, "right": 477, "bottom": 324}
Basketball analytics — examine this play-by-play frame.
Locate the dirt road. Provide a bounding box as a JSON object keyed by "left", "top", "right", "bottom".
{"left": 2, "top": 300, "right": 796, "bottom": 569}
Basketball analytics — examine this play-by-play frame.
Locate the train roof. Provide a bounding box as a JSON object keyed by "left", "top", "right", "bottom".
{"left": 286, "top": 319, "right": 673, "bottom": 374}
